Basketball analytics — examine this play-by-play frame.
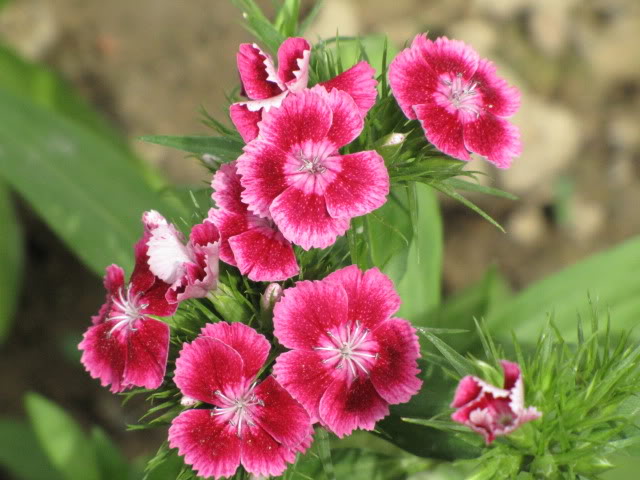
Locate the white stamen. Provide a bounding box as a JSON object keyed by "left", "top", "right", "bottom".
{"left": 108, "top": 285, "right": 147, "bottom": 334}
{"left": 314, "top": 321, "right": 378, "bottom": 377}
{"left": 212, "top": 383, "right": 263, "bottom": 438}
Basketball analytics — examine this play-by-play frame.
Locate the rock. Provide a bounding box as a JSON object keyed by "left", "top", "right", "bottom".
{"left": 448, "top": 18, "right": 497, "bottom": 57}
{"left": 567, "top": 196, "right": 605, "bottom": 241}
{"left": 507, "top": 205, "right": 547, "bottom": 246}
{"left": 472, "top": 0, "right": 529, "bottom": 19}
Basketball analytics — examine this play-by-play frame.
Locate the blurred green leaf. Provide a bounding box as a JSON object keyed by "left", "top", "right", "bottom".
{"left": 139, "top": 135, "right": 244, "bottom": 163}
{"left": 0, "top": 181, "right": 22, "bottom": 343}
{"left": 274, "top": 0, "right": 301, "bottom": 37}
{"left": 0, "top": 418, "right": 62, "bottom": 480}
{"left": 25, "top": 393, "right": 100, "bottom": 480}
{"left": 231, "top": 0, "right": 285, "bottom": 53}
{"left": 0, "top": 87, "right": 181, "bottom": 275}
{"left": 91, "top": 427, "right": 137, "bottom": 480}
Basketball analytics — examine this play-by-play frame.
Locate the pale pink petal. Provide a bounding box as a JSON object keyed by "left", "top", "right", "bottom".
{"left": 169, "top": 243, "right": 219, "bottom": 302}
{"left": 414, "top": 103, "right": 470, "bottom": 161}
{"left": 451, "top": 376, "right": 482, "bottom": 408}
{"left": 79, "top": 320, "right": 127, "bottom": 393}
{"left": 369, "top": 318, "right": 422, "bottom": 404}
{"left": 270, "top": 188, "right": 350, "bottom": 250}
{"left": 324, "top": 266, "right": 400, "bottom": 330}
{"left": 146, "top": 223, "right": 192, "bottom": 284}
{"left": 418, "top": 36, "right": 479, "bottom": 79}
{"left": 272, "top": 350, "right": 336, "bottom": 423}
{"left": 236, "top": 140, "right": 289, "bottom": 218}
{"left": 277, "top": 37, "right": 311, "bottom": 92}
{"left": 472, "top": 59, "right": 520, "bottom": 117}
{"left": 320, "top": 61, "right": 378, "bottom": 116}
{"left": 388, "top": 43, "right": 437, "bottom": 119}
{"left": 318, "top": 375, "right": 389, "bottom": 438}
{"left": 123, "top": 318, "right": 170, "bottom": 390}
{"left": 230, "top": 103, "right": 262, "bottom": 143}
{"left": 463, "top": 114, "right": 521, "bottom": 168}
{"left": 200, "top": 322, "right": 270, "bottom": 380}
{"left": 169, "top": 409, "right": 241, "bottom": 479}
{"left": 324, "top": 151, "right": 389, "bottom": 219}
{"left": 240, "top": 425, "right": 296, "bottom": 478}
{"left": 228, "top": 227, "right": 299, "bottom": 281}
{"left": 142, "top": 210, "right": 168, "bottom": 231}
{"left": 211, "top": 162, "right": 247, "bottom": 215}
{"left": 207, "top": 208, "right": 248, "bottom": 266}
{"left": 273, "top": 279, "right": 348, "bottom": 350}
{"left": 174, "top": 337, "right": 245, "bottom": 405}
{"left": 237, "top": 43, "right": 283, "bottom": 100}
{"left": 252, "top": 376, "right": 311, "bottom": 448}
{"left": 92, "top": 264, "right": 125, "bottom": 325}
{"left": 311, "top": 86, "right": 363, "bottom": 148}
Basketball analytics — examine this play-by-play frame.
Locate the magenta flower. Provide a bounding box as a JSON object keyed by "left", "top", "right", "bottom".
{"left": 230, "top": 37, "right": 378, "bottom": 143}
{"left": 207, "top": 161, "right": 299, "bottom": 281}
{"left": 389, "top": 34, "right": 521, "bottom": 168}
{"left": 169, "top": 322, "right": 312, "bottom": 479}
{"left": 79, "top": 218, "right": 177, "bottom": 393}
{"left": 236, "top": 87, "right": 390, "bottom": 250}
{"left": 451, "top": 360, "right": 542, "bottom": 444}
{"left": 145, "top": 211, "right": 220, "bottom": 303}
{"left": 272, "top": 265, "right": 422, "bottom": 437}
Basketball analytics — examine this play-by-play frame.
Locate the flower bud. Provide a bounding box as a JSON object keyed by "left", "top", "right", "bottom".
{"left": 375, "top": 132, "right": 406, "bottom": 161}
{"left": 260, "top": 283, "right": 283, "bottom": 312}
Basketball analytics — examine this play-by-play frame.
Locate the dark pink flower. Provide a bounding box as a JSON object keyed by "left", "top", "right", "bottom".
{"left": 451, "top": 360, "right": 542, "bottom": 444}
{"left": 389, "top": 35, "right": 521, "bottom": 168}
{"left": 169, "top": 322, "right": 312, "bottom": 479}
{"left": 236, "top": 87, "right": 390, "bottom": 250}
{"left": 207, "top": 162, "right": 299, "bottom": 281}
{"left": 272, "top": 265, "right": 422, "bottom": 437}
{"left": 230, "top": 37, "right": 377, "bottom": 143}
{"left": 79, "top": 219, "right": 177, "bottom": 393}
{"left": 145, "top": 211, "right": 220, "bottom": 302}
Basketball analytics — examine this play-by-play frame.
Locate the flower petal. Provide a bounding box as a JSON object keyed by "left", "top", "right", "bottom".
{"left": 501, "top": 360, "right": 522, "bottom": 391}
{"left": 211, "top": 162, "right": 247, "bottom": 215}
{"left": 272, "top": 350, "right": 336, "bottom": 423}
{"left": 240, "top": 425, "right": 296, "bottom": 478}
{"left": 230, "top": 103, "right": 263, "bottom": 143}
{"left": 414, "top": 102, "right": 470, "bottom": 161}
{"left": 318, "top": 375, "right": 389, "bottom": 438}
{"left": 190, "top": 221, "right": 220, "bottom": 248}
{"left": 311, "top": 85, "right": 363, "bottom": 148}
{"left": 463, "top": 114, "right": 521, "bottom": 168}
{"left": 146, "top": 223, "right": 192, "bottom": 284}
{"left": 207, "top": 208, "right": 248, "bottom": 266}
{"left": 273, "top": 279, "right": 348, "bottom": 350}
{"left": 123, "top": 318, "right": 170, "bottom": 390}
{"left": 270, "top": 187, "right": 350, "bottom": 250}
{"left": 253, "top": 376, "right": 312, "bottom": 448}
{"left": 472, "top": 58, "right": 520, "bottom": 118}
{"left": 169, "top": 409, "right": 242, "bottom": 479}
{"left": 277, "top": 37, "right": 311, "bottom": 92}
{"left": 451, "top": 376, "right": 482, "bottom": 408}
{"left": 92, "top": 264, "right": 125, "bottom": 325}
{"left": 79, "top": 320, "right": 127, "bottom": 393}
{"left": 237, "top": 140, "right": 289, "bottom": 218}
{"left": 324, "top": 151, "right": 389, "bottom": 219}
{"left": 324, "top": 265, "right": 400, "bottom": 330}
{"left": 237, "top": 43, "right": 283, "bottom": 100}
{"left": 228, "top": 227, "right": 299, "bottom": 281}
{"left": 418, "top": 35, "right": 479, "bottom": 79}
{"left": 174, "top": 336, "right": 245, "bottom": 405}
{"left": 320, "top": 61, "right": 378, "bottom": 116}
{"left": 369, "top": 318, "right": 422, "bottom": 404}
{"left": 200, "top": 322, "right": 270, "bottom": 380}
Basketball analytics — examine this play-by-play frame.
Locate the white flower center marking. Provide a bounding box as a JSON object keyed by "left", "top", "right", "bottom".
{"left": 108, "top": 284, "right": 148, "bottom": 334}
{"left": 212, "top": 383, "right": 264, "bottom": 438}
{"left": 314, "top": 321, "right": 378, "bottom": 378}
{"left": 439, "top": 72, "right": 482, "bottom": 119}
{"left": 296, "top": 150, "right": 326, "bottom": 174}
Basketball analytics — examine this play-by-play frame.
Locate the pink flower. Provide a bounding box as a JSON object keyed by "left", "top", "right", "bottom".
{"left": 272, "top": 265, "right": 422, "bottom": 437}
{"left": 451, "top": 360, "right": 542, "bottom": 444}
{"left": 236, "top": 87, "right": 390, "bottom": 250}
{"left": 169, "top": 322, "right": 312, "bottom": 479}
{"left": 79, "top": 219, "right": 177, "bottom": 393}
{"left": 230, "top": 37, "right": 378, "bottom": 143}
{"left": 207, "top": 162, "right": 299, "bottom": 281}
{"left": 145, "top": 211, "right": 220, "bottom": 302}
{"left": 389, "top": 35, "right": 521, "bottom": 168}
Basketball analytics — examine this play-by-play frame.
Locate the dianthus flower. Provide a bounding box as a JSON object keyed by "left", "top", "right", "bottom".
{"left": 169, "top": 322, "right": 312, "bottom": 479}
{"left": 451, "top": 360, "right": 542, "bottom": 444}
{"left": 272, "top": 265, "right": 422, "bottom": 437}
{"left": 208, "top": 161, "right": 298, "bottom": 281}
{"left": 145, "top": 211, "right": 220, "bottom": 302}
{"left": 389, "top": 34, "right": 521, "bottom": 168}
{"left": 237, "top": 87, "right": 390, "bottom": 250}
{"left": 79, "top": 216, "right": 177, "bottom": 393}
{"left": 230, "top": 37, "right": 377, "bottom": 142}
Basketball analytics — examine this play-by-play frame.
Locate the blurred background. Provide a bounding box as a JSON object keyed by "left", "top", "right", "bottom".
{"left": 0, "top": 0, "right": 639, "bottom": 477}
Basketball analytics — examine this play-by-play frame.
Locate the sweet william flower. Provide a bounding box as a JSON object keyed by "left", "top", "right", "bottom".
{"left": 169, "top": 322, "right": 312, "bottom": 479}
{"left": 79, "top": 215, "right": 177, "bottom": 393}
{"left": 208, "top": 162, "right": 299, "bottom": 281}
{"left": 237, "top": 87, "right": 390, "bottom": 250}
{"left": 273, "top": 265, "right": 422, "bottom": 437}
{"left": 145, "top": 211, "right": 220, "bottom": 302}
{"left": 230, "top": 37, "right": 377, "bottom": 142}
{"left": 389, "top": 34, "right": 521, "bottom": 168}
{"left": 451, "top": 360, "right": 542, "bottom": 444}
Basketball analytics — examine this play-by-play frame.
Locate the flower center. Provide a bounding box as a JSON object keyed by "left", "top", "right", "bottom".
{"left": 296, "top": 150, "right": 326, "bottom": 174}
{"left": 436, "top": 72, "right": 483, "bottom": 121}
{"left": 212, "top": 383, "right": 264, "bottom": 438}
{"left": 108, "top": 284, "right": 148, "bottom": 334}
{"left": 314, "top": 321, "right": 378, "bottom": 378}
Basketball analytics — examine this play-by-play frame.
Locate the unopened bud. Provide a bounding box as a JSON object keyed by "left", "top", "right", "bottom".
{"left": 375, "top": 132, "right": 406, "bottom": 161}
{"left": 180, "top": 395, "right": 198, "bottom": 407}
{"left": 202, "top": 153, "right": 223, "bottom": 169}
{"left": 260, "top": 283, "right": 283, "bottom": 312}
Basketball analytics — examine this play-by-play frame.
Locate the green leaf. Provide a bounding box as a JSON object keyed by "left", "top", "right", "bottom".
{"left": 0, "top": 418, "right": 62, "bottom": 480}
{"left": 139, "top": 135, "right": 244, "bottom": 163}
{"left": 274, "top": 0, "right": 301, "bottom": 37}
{"left": 446, "top": 178, "right": 518, "bottom": 200}
{"left": 0, "top": 181, "right": 22, "bottom": 343}
{"left": 231, "top": 0, "right": 285, "bottom": 53}
{"left": 419, "top": 330, "right": 474, "bottom": 377}
{"left": 91, "top": 427, "right": 137, "bottom": 480}
{"left": 0, "top": 87, "right": 181, "bottom": 275}
{"left": 25, "top": 393, "right": 100, "bottom": 480}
